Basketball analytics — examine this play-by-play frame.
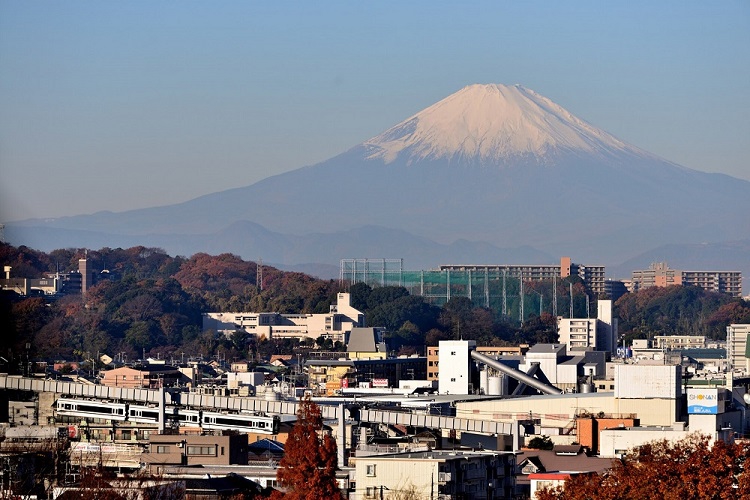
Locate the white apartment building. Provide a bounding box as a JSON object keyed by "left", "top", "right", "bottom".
{"left": 557, "top": 300, "right": 617, "bottom": 354}
{"left": 355, "top": 450, "right": 516, "bottom": 500}
{"left": 727, "top": 324, "right": 750, "bottom": 373}
{"left": 202, "top": 292, "right": 364, "bottom": 343}
{"left": 653, "top": 335, "right": 706, "bottom": 350}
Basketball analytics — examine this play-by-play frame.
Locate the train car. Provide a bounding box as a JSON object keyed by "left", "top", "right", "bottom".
{"left": 201, "top": 411, "right": 280, "bottom": 434}
{"left": 172, "top": 408, "right": 202, "bottom": 428}
{"left": 56, "top": 398, "right": 127, "bottom": 422}
{"left": 127, "top": 404, "right": 161, "bottom": 424}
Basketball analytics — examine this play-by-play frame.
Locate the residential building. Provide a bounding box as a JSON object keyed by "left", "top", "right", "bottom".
{"left": 143, "top": 434, "right": 249, "bottom": 467}
{"left": 727, "top": 324, "right": 750, "bottom": 373}
{"left": 557, "top": 300, "right": 617, "bottom": 354}
{"left": 439, "top": 256, "right": 607, "bottom": 296}
{"left": 355, "top": 450, "right": 516, "bottom": 500}
{"left": 202, "top": 292, "right": 363, "bottom": 342}
{"left": 630, "top": 262, "right": 742, "bottom": 297}
{"left": 653, "top": 335, "right": 706, "bottom": 350}
{"left": 347, "top": 327, "right": 387, "bottom": 360}
{"left": 100, "top": 365, "right": 182, "bottom": 389}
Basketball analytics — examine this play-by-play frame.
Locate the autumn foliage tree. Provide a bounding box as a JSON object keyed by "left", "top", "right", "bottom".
{"left": 272, "top": 395, "right": 341, "bottom": 500}
{"left": 536, "top": 434, "right": 750, "bottom": 500}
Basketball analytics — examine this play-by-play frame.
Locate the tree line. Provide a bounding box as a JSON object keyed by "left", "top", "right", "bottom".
{"left": 2, "top": 243, "right": 748, "bottom": 370}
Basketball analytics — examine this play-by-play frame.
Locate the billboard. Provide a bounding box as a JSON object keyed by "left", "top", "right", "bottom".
{"left": 687, "top": 388, "right": 721, "bottom": 415}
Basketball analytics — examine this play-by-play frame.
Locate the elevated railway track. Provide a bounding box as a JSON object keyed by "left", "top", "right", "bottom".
{"left": 0, "top": 375, "right": 519, "bottom": 440}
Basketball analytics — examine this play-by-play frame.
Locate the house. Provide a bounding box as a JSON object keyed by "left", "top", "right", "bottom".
{"left": 517, "top": 446, "right": 613, "bottom": 498}
{"left": 142, "top": 434, "right": 249, "bottom": 467}
{"left": 100, "top": 365, "right": 182, "bottom": 388}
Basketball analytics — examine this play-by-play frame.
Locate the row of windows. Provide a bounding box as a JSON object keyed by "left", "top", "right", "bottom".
{"left": 154, "top": 444, "right": 223, "bottom": 456}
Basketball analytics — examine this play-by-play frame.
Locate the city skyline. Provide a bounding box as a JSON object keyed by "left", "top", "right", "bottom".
{"left": 1, "top": 1, "right": 748, "bottom": 222}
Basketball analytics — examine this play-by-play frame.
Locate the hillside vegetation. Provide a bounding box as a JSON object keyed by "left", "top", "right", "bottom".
{"left": 1, "top": 243, "right": 748, "bottom": 371}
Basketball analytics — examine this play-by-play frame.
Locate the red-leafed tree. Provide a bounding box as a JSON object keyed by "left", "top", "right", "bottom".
{"left": 536, "top": 434, "right": 750, "bottom": 500}
{"left": 271, "top": 395, "right": 341, "bottom": 500}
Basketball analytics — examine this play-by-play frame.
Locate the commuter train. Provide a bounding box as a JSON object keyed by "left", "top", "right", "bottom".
{"left": 55, "top": 398, "right": 280, "bottom": 434}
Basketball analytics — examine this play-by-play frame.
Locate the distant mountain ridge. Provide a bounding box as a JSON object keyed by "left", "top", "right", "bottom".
{"left": 8, "top": 84, "right": 750, "bottom": 282}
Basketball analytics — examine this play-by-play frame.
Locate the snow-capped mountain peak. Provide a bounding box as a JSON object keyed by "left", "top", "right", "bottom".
{"left": 364, "top": 83, "right": 637, "bottom": 164}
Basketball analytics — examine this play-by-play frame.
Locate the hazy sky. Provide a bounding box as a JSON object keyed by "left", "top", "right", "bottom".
{"left": 1, "top": 1, "right": 748, "bottom": 222}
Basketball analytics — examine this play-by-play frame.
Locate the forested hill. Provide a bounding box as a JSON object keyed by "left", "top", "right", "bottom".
{"left": 1, "top": 243, "right": 749, "bottom": 371}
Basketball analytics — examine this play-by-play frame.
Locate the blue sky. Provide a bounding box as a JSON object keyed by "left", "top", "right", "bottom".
{"left": 1, "top": 1, "right": 748, "bottom": 221}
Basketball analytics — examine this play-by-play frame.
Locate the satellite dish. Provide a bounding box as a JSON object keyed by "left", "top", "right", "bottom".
{"left": 743, "top": 393, "right": 750, "bottom": 405}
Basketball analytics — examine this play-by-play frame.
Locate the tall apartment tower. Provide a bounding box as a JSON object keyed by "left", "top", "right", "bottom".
{"left": 78, "top": 257, "right": 92, "bottom": 295}
{"left": 726, "top": 324, "right": 750, "bottom": 373}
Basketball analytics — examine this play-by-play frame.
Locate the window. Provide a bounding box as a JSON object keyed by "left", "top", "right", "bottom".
{"left": 155, "top": 445, "right": 170, "bottom": 454}
{"left": 366, "top": 464, "right": 376, "bottom": 477}
{"left": 187, "top": 445, "right": 217, "bottom": 456}
{"left": 366, "top": 487, "right": 376, "bottom": 498}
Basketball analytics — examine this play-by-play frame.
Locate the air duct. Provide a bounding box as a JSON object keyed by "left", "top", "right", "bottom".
{"left": 470, "top": 350, "right": 562, "bottom": 395}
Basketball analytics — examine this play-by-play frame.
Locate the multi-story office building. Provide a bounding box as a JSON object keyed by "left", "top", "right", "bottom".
{"left": 630, "top": 262, "right": 742, "bottom": 297}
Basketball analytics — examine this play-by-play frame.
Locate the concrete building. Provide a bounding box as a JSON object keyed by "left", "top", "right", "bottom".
{"left": 727, "top": 324, "right": 750, "bottom": 373}
{"left": 202, "top": 292, "right": 364, "bottom": 343}
{"left": 142, "top": 434, "right": 250, "bottom": 467}
{"left": 438, "top": 340, "right": 477, "bottom": 395}
{"left": 439, "top": 256, "right": 607, "bottom": 296}
{"left": 354, "top": 450, "right": 516, "bottom": 500}
{"left": 557, "top": 300, "right": 617, "bottom": 354}
{"left": 653, "top": 335, "right": 706, "bottom": 350}
{"left": 306, "top": 356, "right": 427, "bottom": 395}
{"left": 630, "top": 262, "right": 742, "bottom": 297}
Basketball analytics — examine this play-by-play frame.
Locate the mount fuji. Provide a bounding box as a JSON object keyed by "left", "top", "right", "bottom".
{"left": 9, "top": 84, "right": 750, "bottom": 277}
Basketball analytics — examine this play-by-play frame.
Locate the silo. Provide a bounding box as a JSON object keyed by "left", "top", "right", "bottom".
{"left": 480, "top": 367, "right": 489, "bottom": 395}
{"left": 488, "top": 375, "right": 503, "bottom": 396}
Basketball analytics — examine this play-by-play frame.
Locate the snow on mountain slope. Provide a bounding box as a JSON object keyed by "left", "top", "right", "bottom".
{"left": 364, "top": 83, "right": 647, "bottom": 165}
